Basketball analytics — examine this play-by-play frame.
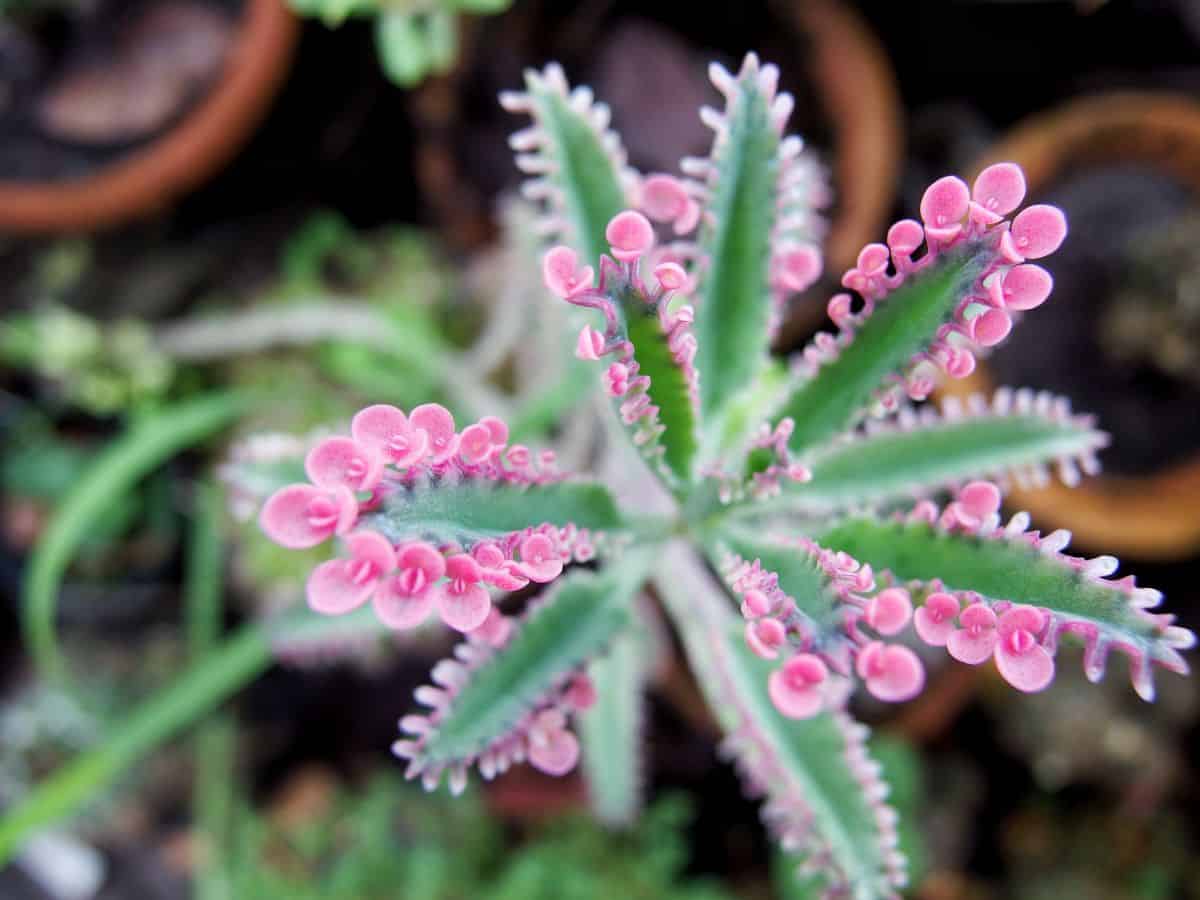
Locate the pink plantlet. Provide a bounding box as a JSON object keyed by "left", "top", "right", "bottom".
{"left": 864, "top": 588, "right": 913, "bottom": 637}
{"left": 512, "top": 532, "right": 565, "bottom": 583}
{"left": 605, "top": 362, "right": 630, "bottom": 396}
{"left": 640, "top": 173, "right": 701, "bottom": 235}
{"left": 575, "top": 324, "right": 606, "bottom": 360}
{"left": 542, "top": 245, "right": 595, "bottom": 298}
{"left": 855, "top": 641, "right": 925, "bottom": 703}
{"left": 913, "top": 592, "right": 960, "bottom": 647}
{"left": 564, "top": 673, "right": 598, "bottom": 711}
{"left": 918, "top": 175, "right": 970, "bottom": 243}
{"left": 994, "top": 605, "right": 1054, "bottom": 692}
{"left": 991, "top": 263, "right": 1053, "bottom": 311}
{"left": 768, "top": 654, "right": 829, "bottom": 719}
{"left": 351, "top": 404, "right": 430, "bottom": 468}
{"left": 373, "top": 541, "right": 445, "bottom": 630}
{"left": 606, "top": 210, "right": 655, "bottom": 262}
{"left": 947, "top": 603, "right": 999, "bottom": 665}
{"left": 1004, "top": 204, "right": 1068, "bottom": 261}
{"left": 774, "top": 244, "right": 823, "bottom": 293}
{"left": 741, "top": 588, "right": 773, "bottom": 618}
{"left": 304, "top": 436, "right": 383, "bottom": 493}
{"left": 259, "top": 483, "right": 358, "bottom": 549}
{"left": 527, "top": 709, "right": 581, "bottom": 776}
{"left": 436, "top": 554, "right": 492, "bottom": 632}
{"left": 945, "top": 480, "right": 1002, "bottom": 530}
{"left": 410, "top": 404, "right": 458, "bottom": 465}
{"left": 746, "top": 617, "right": 787, "bottom": 659}
{"left": 654, "top": 261, "right": 689, "bottom": 292}
{"left": 470, "top": 608, "right": 514, "bottom": 648}
{"left": 307, "top": 530, "right": 396, "bottom": 616}
{"left": 970, "top": 162, "right": 1026, "bottom": 225}
{"left": 458, "top": 422, "right": 496, "bottom": 465}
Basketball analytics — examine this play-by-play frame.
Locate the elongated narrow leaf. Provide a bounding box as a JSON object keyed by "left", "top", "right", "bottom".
{"left": 24, "top": 392, "right": 248, "bottom": 682}
{"left": 692, "top": 55, "right": 823, "bottom": 425}
{"left": 580, "top": 607, "right": 652, "bottom": 827}
{"left": 395, "top": 549, "right": 655, "bottom": 791}
{"left": 656, "top": 545, "right": 905, "bottom": 899}
{"left": 735, "top": 389, "right": 1106, "bottom": 517}
{"left": 501, "top": 64, "right": 633, "bottom": 264}
{"left": 818, "top": 512, "right": 1193, "bottom": 699}
{"left": 780, "top": 251, "right": 987, "bottom": 453}
{"left": 363, "top": 477, "right": 624, "bottom": 545}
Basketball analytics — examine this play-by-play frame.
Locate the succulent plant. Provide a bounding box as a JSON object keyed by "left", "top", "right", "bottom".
{"left": 251, "top": 55, "right": 1195, "bottom": 898}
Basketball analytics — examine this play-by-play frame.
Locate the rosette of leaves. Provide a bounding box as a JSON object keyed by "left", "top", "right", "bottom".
{"left": 247, "top": 54, "right": 1194, "bottom": 900}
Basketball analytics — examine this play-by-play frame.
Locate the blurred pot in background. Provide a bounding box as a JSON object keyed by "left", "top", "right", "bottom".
{"left": 941, "top": 93, "right": 1200, "bottom": 561}
{"left": 0, "top": 0, "right": 298, "bottom": 233}
{"left": 411, "top": 0, "right": 901, "bottom": 289}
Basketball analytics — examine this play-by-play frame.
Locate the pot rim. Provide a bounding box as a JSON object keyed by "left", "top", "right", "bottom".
{"left": 0, "top": 0, "right": 300, "bottom": 234}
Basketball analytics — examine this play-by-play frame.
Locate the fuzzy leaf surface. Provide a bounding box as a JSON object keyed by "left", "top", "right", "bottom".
{"left": 416, "top": 554, "right": 652, "bottom": 766}
{"left": 694, "top": 72, "right": 780, "bottom": 423}
{"left": 657, "top": 545, "right": 900, "bottom": 899}
{"left": 743, "top": 407, "right": 1104, "bottom": 516}
{"left": 780, "top": 250, "right": 987, "bottom": 454}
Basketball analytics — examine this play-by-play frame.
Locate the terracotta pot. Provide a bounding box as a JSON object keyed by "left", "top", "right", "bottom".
{"left": 0, "top": 0, "right": 299, "bottom": 234}
{"left": 942, "top": 93, "right": 1200, "bottom": 561}
{"left": 411, "top": 0, "right": 901, "bottom": 275}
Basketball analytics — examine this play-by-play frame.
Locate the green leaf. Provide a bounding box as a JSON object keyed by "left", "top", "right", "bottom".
{"left": 737, "top": 395, "right": 1105, "bottom": 516}
{"left": 818, "top": 517, "right": 1181, "bottom": 676}
{"left": 363, "top": 479, "right": 624, "bottom": 545}
{"left": 513, "top": 66, "right": 629, "bottom": 265}
{"left": 655, "top": 545, "right": 902, "bottom": 899}
{"left": 580, "top": 610, "right": 651, "bottom": 827}
{"left": 693, "top": 62, "right": 781, "bottom": 425}
{"left": 0, "top": 623, "right": 271, "bottom": 865}
{"left": 779, "top": 249, "right": 988, "bottom": 454}
{"left": 23, "top": 392, "right": 248, "bottom": 682}
{"left": 710, "top": 530, "right": 842, "bottom": 636}
{"left": 599, "top": 270, "right": 699, "bottom": 485}
{"left": 415, "top": 551, "right": 653, "bottom": 768}
{"left": 376, "top": 12, "right": 430, "bottom": 86}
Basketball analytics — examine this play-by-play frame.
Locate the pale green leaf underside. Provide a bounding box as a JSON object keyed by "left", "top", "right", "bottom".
{"left": 781, "top": 250, "right": 987, "bottom": 454}
{"left": 611, "top": 278, "right": 698, "bottom": 482}
{"left": 695, "top": 77, "right": 780, "bottom": 424}
{"left": 418, "top": 554, "right": 652, "bottom": 765}
{"left": 818, "top": 518, "right": 1160, "bottom": 644}
{"left": 364, "top": 479, "right": 624, "bottom": 545}
{"left": 656, "top": 546, "right": 895, "bottom": 900}
{"left": 527, "top": 79, "right": 627, "bottom": 265}
{"left": 580, "top": 619, "right": 649, "bottom": 827}
{"left": 749, "top": 412, "right": 1102, "bottom": 515}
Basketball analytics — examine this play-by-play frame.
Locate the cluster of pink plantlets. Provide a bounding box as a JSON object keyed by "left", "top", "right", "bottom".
{"left": 260, "top": 403, "right": 602, "bottom": 636}
{"left": 809, "top": 164, "right": 1066, "bottom": 407}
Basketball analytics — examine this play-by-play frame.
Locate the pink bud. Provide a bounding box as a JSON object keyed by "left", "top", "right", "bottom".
{"left": 776, "top": 244, "right": 823, "bottom": 292}
{"left": 605, "top": 210, "right": 655, "bottom": 262}
{"left": 458, "top": 423, "right": 494, "bottom": 465}
{"left": 640, "top": 174, "right": 690, "bottom": 222}
{"left": 410, "top": 403, "right": 457, "bottom": 465}
{"left": 741, "top": 588, "right": 772, "bottom": 618}
{"left": 886, "top": 219, "right": 924, "bottom": 256}
{"left": 513, "top": 532, "right": 564, "bottom": 584}
{"left": 528, "top": 722, "right": 580, "bottom": 776}
{"left": 959, "top": 481, "right": 1002, "bottom": 522}
{"left": 565, "top": 674, "right": 598, "bottom": 711}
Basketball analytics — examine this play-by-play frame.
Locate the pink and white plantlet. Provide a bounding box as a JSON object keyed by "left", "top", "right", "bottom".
{"left": 254, "top": 54, "right": 1194, "bottom": 899}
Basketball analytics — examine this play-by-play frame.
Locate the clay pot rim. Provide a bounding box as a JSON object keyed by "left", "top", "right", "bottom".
{"left": 413, "top": 0, "right": 902, "bottom": 274}
{"left": 0, "top": 0, "right": 300, "bottom": 234}
{"left": 946, "top": 91, "right": 1200, "bottom": 560}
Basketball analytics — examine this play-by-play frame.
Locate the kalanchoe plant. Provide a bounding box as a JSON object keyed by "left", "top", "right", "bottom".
{"left": 255, "top": 55, "right": 1196, "bottom": 898}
